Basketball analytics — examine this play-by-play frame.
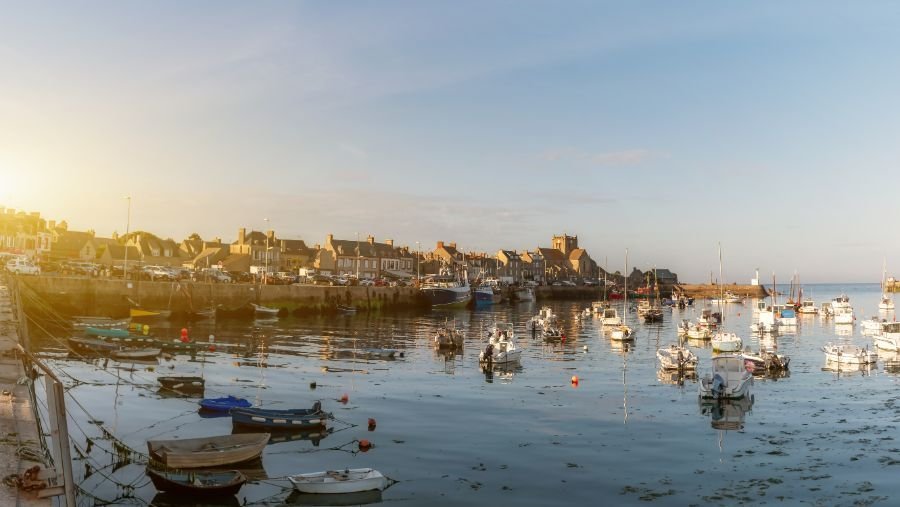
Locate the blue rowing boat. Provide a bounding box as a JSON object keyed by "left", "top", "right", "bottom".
{"left": 199, "top": 396, "right": 252, "bottom": 413}
{"left": 230, "top": 401, "right": 329, "bottom": 431}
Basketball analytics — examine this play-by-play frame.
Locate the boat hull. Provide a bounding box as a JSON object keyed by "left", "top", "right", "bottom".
{"left": 147, "top": 468, "right": 247, "bottom": 496}
{"left": 147, "top": 433, "right": 269, "bottom": 469}
{"left": 231, "top": 405, "right": 329, "bottom": 431}
{"left": 420, "top": 287, "right": 471, "bottom": 308}
{"left": 289, "top": 468, "right": 388, "bottom": 494}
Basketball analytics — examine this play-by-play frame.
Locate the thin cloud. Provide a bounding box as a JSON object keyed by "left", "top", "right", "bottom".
{"left": 540, "top": 147, "right": 658, "bottom": 167}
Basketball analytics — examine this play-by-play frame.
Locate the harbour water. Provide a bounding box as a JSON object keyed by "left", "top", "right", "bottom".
{"left": 34, "top": 283, "right": 900, "bottom": 506}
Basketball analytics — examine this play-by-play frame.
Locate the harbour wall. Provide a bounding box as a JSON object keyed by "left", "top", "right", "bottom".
{"left": 675, "top": 283, "right": 769, "bottom": 299}
{"left": 19, "top": 276, "right": 428, "bottom": 317}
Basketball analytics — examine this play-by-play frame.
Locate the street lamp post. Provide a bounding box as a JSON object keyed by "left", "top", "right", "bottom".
{"left": 263, "top": 218, "right": 270, "bottom": 285}
{"left": 123, "top": 196, "right": 131, "bottom": 280}
{"left": 415, "top": 241, "right": 420, "bottom": 282}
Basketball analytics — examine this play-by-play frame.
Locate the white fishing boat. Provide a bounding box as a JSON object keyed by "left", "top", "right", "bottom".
{"left": 526, "top": 306, "right": 556, "bottom": 331}
{"left": 600, "top": 308, "right": 622, "bottom": 326}
{"left": 251, "top": 303, "right": 279, "bottom": 316}
{"left": 861, "top": 317, "right": 887, "bottom": 335}
{"left": 697, "top": 308, "right": 721, "bottom": 329}
{"left": 774, "top": 304, "right": 797, "bottom": 327}
{"left": 750, "top": 305, "right": 779, "bottom": 334}
{"left": 831, "top": 294, "right": 851, "bottom": 312}
{"left": 822, "top": 343, "right": 877, "bottom": 365}
{"left": 709, "top": 291, "right": 743, "bottom": 305}
{"left": 874, "top": 322, "right": 900, "bottom": 351}
{"left": 687, "top": 324, "right": 712, "bottom": 340}
{"left": 797, "top": 299, "right": 818, "bottom": 315}
{"left": 741, "top": 348, "right": 790, "bottom": 374}
{"left": 820, "top": 303, "right": 834, "bottom": 317}
{"left": 834, "top": 306, "right": 855, "bottom": 325}
{"left": 711, "top": 332, "right": 742, "bottom": 353}
{"left": 479, "top": 323, "right": 522, "bottom": 365}
{"left": 657, "top": 344, "right": 698, "bottom": 371}
{"left": 288, "top": 468, "right": 388, "bottom": 494}
{"left": 698, "top": 354, "right": 753, "bottom": 400}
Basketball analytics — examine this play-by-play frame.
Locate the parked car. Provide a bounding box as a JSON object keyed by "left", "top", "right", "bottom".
{"left": 199, "top": 268, "right": 232, "bottom": 283}
{"left": 311, "top": 274, "right": 334, "bottom": 286}
{"left": 143, "top": 265, "right": 175, "bottom": 281}
{"left": 6, "top": 258, "right": 40, "bottom": 275}
{"left": 561, "top": 280, "right": 577, "bottom": 287}
{"left": 359, "top": 279, "right": 375, "bottom": 287}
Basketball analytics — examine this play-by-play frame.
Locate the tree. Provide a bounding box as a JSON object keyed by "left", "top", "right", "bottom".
{"left": 188, "top": 232, "right": 201, "bottom": 241}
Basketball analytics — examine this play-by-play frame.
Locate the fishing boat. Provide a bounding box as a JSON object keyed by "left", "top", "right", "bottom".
{"left": 686, "top": 322, "right": 712, "bottom": 340}
{"left": 479, "top": 323, "right": 522, "bottom": 365}
{"left": 831, "top": 294, "right": 852, "bottom": 312}
{"left": 861, "top": 317, "right": 887, "bottom": 334}
{"left": 774, "top": 305, "right": 797, "bottom": 327}
{"left": 231, "top": 402, "right": 330, "bottom": 431}
{"left": 433, "top": 320, "right": 464, "bottom": 349}
{"left": 527, "top": 306, "right": 556, "bottom": 332}
{"left": 874, "top": 322, "right": 900, "bottom": 351}
{"left": 697, "top": 308, "right": 721, "bottom": 329}
{"left": 822, "top": 343, "right": 877, "bottom": 365}
{"left": 741, "top": 349, "right": 790, "bottom": 374}
{"left": 158, "top": 376, "right": 205, "bottom": 394}
{"left": 709, "top": 291, "right": 742, "bottom": 305}
{"left": 111, "top": 347, "right": 160, "bottom": 361}
{"left": 600, "top": 308, "right": 622, "bottom": 326}
{"left": 698, "top": 354, "right": 753, "bottom": 401}
{"left": 147, "top": 433, "right": 270, "bottom": 468}
{"left": 820, "top": 302, "right": 834, "bottom": 317}
{"left": 474, "top": 285, "right": 496, "bottom": 306}
{"left": 288, "top": 468, "right": 388, "bottom": 494}
{"left": 750, "top": 305, "right": 778, "bottom": 334}
{"left": 146, "top": 468, "right": 247, "bottom": 496}
{"left": 250, "top": 303, "right": 280, "bottom": 316}
{"left": 834, "top": 306, "right": 855, "bottom": 325}
{"left": 797, "top": 299, "right": 818, "bottom": 315}
{"left": 657, "top": 345, "right": 698, "bottom": 371}
{"left": 199, "top": 396, "right": 252, "bottom": 413}
{"left": 71, "top": 316, "right": 130, "bottom": 329}
{"left": 419, "top": 272, "right": 471, "bottom": 308}
{"left": 711, "top": 332, "right": 742, "bottom": 353}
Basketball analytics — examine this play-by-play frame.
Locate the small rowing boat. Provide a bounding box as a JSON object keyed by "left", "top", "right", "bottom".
{"left": 146, "top": 467, "right": 247, "bottom": 496}
{"left": 147, "top": 433, "right": 269, "bottom": 469}
{"left": 158, "top": 376, "right": 205, "bottom": 394}
{"left": 231, "top": 402, "right": 330, "bottom": 431}
{"left": 288, "top": 468, "right": 388, "bottom": 494}
{"left": 199, "top": 396, "right": 252, "bottom": 413}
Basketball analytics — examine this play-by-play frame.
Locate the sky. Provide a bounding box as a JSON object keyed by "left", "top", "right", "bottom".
{"left": 3, "top": 1, "right": 900, "bottom": 283}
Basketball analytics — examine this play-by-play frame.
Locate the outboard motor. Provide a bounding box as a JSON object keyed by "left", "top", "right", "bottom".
{"left": 711, "top": 373, "right": 725, "bottom": 399}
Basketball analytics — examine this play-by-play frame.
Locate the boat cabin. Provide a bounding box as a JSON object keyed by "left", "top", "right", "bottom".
{"left": 711, "top": 355, "right": 750, "bottom": 393}
{"left": 883, "top": 322, "right": 900, "bottom": 336}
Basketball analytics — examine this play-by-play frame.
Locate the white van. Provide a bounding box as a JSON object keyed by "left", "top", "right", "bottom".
{"left": 6, "top": 258, "right": 40, "bottom": 275}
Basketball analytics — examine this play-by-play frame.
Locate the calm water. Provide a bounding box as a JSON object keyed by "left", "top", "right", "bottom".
{"left": 33, "top": 284, "right": 900, "bottom": 506}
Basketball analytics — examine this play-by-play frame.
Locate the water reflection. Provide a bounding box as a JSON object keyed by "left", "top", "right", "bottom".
{"left": 152, "top": 493, "right": 242, "bottom": 507}
{"left": 822, "top": 359, "right": 874, "bottom": 376}
{"left": 699, "top": 396, "right": 754, "bottom": 431}
{"left": 835, "top": 324, "right": 855, "bottom": 337}
{"left": 482, "top": 363, "right": 522, "bottom": 383}
{"left": 656, "top": 368, "right": 698, "bottom": 386}
{"left": 286, "top": 489, "right": 383, "bottom": 506}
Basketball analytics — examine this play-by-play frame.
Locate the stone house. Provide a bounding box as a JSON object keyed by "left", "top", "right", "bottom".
{"left": 520, "top": 250, "right": 545, "bottom": 283}
{"left": 497, "top": 250, "right": 523, "bottom": 283}
{"left": 231, "top": 228, "right": 280, "bottom": 274}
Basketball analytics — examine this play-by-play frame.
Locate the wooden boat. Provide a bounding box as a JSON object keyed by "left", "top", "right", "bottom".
{"left": 158, "top": 376, "right": 205, "bottom": 393}
{"left": 146, "top": 467, "right": 247, "bottom": 496}
{"left": 68, "top": 336, "right": 119, "bottom": 353}
{"left": 71, "top": 316, "right": 130, "bottom": 329}
{"left": 251, "top": 303, "right": 280, "bottom": 316}
{"left": 147, "top": 433, "right": 269, "bottom": 468}
{"left": 111, "top": 347, "right": 160, "bottom": 361}
{"left": 231, "top": 402, "right": 330, "bottom": 431}
{"left": 288, "top": 468, "right": 388, "bottom": 494}
{"left": 199, "top": 396, "right": 252, "bottom": 413}
{"left": 131, "top": 308, "right": 171, "bottom": 319}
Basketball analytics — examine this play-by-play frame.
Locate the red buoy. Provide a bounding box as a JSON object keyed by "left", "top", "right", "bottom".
{"left": 367, "top": 418, "right": 376, "bottom": 430}
{"left": 571, "top": 375, "right": 579, "bottom": 386}
{"left": 340, "top": 393, "right": 349, "bottom": 404}
{"left": 358, "top": 439, "right": 372, "bottom": 451}
{"left": 208, "top": 345, "right": 216, "bottom": 352}
{"left": 180, "top": 328, "right": 189, "bottom": 343}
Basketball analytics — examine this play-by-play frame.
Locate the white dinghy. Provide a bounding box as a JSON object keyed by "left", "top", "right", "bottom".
{"left": 289, "top": 468, "right": 388, "bottom": 494}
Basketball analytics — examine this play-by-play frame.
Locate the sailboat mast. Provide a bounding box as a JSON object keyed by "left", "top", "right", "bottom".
{"left": 718, "top": 243, "right": 724, "bottom": 324}
{"left": 623, "top": 249, "right": 628, "bottom": 325}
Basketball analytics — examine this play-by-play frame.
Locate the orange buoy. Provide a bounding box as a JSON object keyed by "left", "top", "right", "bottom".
{"left": 358, "top": 439, "right": 372, "bottom": 451}
{"left": 340, "top": 393, "right": 349, "bottom": 404}
{"left": 180, "top": 328, "right": 189, "bottom": 343}
{"left": 571, "top": 375, "right": 579, "bottom": 385}
{"left": 368, "top": 418, "right": 376, "bottom": 430}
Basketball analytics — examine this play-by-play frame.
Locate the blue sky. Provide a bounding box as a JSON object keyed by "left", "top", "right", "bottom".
{"left": 3, "top": 2, "right": 900, "bottom": 282}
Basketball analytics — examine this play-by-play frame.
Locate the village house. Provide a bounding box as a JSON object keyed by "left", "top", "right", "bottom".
{"left": 464, "top": 251, "right": 497, "bottom": 281}
{"left": 230, "top": 228, "right": 280, "bottom": 274}
{"left": 125, "top": 232, "right": 188, "bottom": 267}
{"left": 496, "top": 250, "right": 524, "bottom": 283}
{"left": 520, "top": 250, "right": 545, "bottom": 283}
{"left": 0, "top": 207, "right": 53, "bottom": 259}
{"left": 536, "top": 234, "right": 598, "bottom": 282}
{"left": 320, "top": 234, "right": 415, "bottom": 279}
{"left": 279, "top": 238, "right": 315, "bottom": 273}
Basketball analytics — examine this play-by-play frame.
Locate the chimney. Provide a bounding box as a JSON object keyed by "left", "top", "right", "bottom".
{"left": 314, "top": 243, "right": 320, "bottom": 250}
{"left": 367, "top": 235, "right": 375, "bottom": 245}
{"left": 213, "top": 236, "right": 221, "bottom": 244}
{"left": 449, "top": 242, "right": 457, "bottom": 249}
{"left": 326, "top": 234, "right": 334, "bottom": 244}
{"left": 266, "top": 229, "right": 275, "bottom": 242}
{"left": 238, "top": 227, "right": 246, "bottom": 245}
{"left": 437, "top": 241, "right": 444, "bottom": 249}
{"left": 385, "top": 239, "right": 394, "bottom": 247}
